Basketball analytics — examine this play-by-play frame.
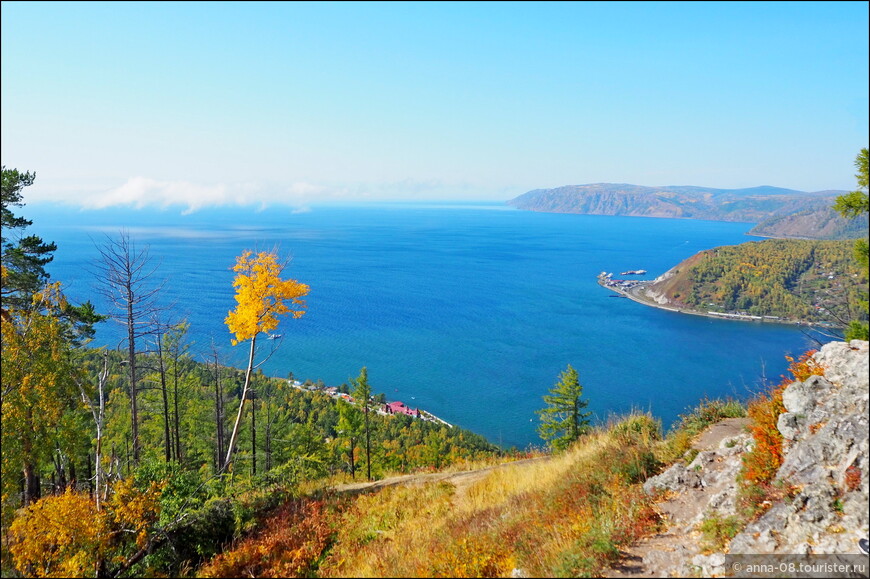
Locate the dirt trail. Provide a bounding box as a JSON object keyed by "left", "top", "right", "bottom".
{"left": 605, "top": 417, "right": 751, "bottom": 578}
{"left": 330, "top": 418, "right": 750, "bottom": 578}
{"left": 332, "top": 456, "right": 551, "bottom": 496}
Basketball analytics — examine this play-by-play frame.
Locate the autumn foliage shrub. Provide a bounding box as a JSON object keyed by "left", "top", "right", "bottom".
{"left": 739, "top": 350, "right": 824, "bottom": 506}
{"left": 845, "top": 465, "right": 862, "bottom": 493}
{"left": 198, "top": 498, "right": 335, "bottom": 578}
{"left": 429, "top": 535, "right": 517, "bottom": 578}
{"left": 9, "top": 489, "right": 107, "bottom": 578}
{"left": 8, "top": 479, "right": 163, "bottom": 578}
{"left": 741, "top": 384, "right": 787, "bottom": 486}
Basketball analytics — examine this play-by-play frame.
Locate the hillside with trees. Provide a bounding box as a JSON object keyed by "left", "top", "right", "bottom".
{"left": 642, "top": 238, "right": 868, "bottom": 326}
{"left": 633, "top": 148, "right": 869, "bottom": 338}
{"left": 1, "top": 166, "right": 504, "bottom": 578}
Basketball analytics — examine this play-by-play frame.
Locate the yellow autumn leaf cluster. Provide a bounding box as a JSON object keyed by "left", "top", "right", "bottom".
{"left": 1, "top": 281, "right": 83, "bottom": 481}
{"left": 8, "top": 480, "right": 163, "bottom": 578}
{"left": 9, "top": 488, "right": 107, "bottom": 578}
{"left": 225, "top": 250, "right": 309, "bottom": 345}
{"left": 106, "top": 477, "right": 164, "bottom": 549}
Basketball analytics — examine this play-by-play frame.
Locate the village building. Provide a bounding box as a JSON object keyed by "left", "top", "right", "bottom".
{"left": 382, "top": 400, "right": 421, "bottom": 418}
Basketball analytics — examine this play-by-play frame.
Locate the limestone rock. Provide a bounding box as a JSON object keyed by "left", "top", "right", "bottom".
{"left": 729, "top": 340, "right": 869, "bottom": 556}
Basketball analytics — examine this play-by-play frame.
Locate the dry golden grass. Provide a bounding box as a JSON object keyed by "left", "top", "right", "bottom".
{"left": 318, "top": 420, "right": 662, "bottom": 578}
{"left": 200, "top": 409, "right": 752, "bottom": 578}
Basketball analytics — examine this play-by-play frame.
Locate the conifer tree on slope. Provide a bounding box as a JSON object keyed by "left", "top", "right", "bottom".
{"left": 352, "top": 367, "right": 374, "bottom": 481}
{"left": 537, "top": 364, "right": 591, "bottom": 451}
{"left": 834, "top": 147, "right": 869, "bottom": 340}
{"left": 1, "top": 167, "right": 56, "bottom": 316}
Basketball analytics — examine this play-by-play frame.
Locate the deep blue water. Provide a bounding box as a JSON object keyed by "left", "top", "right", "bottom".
{"left": 28, "top": 202, "right": 822, "bottom": 449}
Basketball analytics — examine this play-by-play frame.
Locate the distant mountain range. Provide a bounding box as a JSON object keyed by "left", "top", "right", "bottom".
{"left": 507, "top": 183, "right": 867, "bottom": 240}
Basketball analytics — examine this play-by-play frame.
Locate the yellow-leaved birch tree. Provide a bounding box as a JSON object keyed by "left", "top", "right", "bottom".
{"left": 222, "top": 250, "right": 308, "bottom": 471}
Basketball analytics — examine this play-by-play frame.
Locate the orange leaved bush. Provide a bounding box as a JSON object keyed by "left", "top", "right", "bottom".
{"left": 9, "top": 489, "right": 107, "bottom": 578}
{"left": 199, "top": 499, "right": 333, "bottom": 578}
{"left": 741, "top": 350, "right": 825, "bottom": 486}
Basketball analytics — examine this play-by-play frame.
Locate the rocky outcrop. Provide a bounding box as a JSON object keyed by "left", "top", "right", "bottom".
{"left": 606, "top": 417, "right": 751, "bottom": 578}
{"left": 630, "top": 340, "right": 869, "bottom": 577}
{"left": 643, "top": 287, "right": 672, "bottom": 306}
{"left": 728, "top": 340, "right": 869, "bottom": 556}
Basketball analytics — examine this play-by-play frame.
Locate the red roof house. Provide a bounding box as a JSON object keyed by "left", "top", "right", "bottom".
{"left": 384, "top": 401, "right": 420, "bottom": 417}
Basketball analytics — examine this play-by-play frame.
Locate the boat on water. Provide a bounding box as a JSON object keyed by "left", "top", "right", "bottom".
{"left": 267, "top": 334, "right": 282, "bottom": 340}
{"left": 620, "top": 269, "right": 647, "bottom": 275}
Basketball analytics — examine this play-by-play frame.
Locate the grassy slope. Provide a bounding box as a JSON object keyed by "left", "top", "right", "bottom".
{"left": 197, "top": 401, "right": 747, "bottom": 578}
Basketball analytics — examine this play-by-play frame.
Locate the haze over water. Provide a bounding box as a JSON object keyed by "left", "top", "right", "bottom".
{"left": 33, "top": 202, "right": 821, "bottom": 448}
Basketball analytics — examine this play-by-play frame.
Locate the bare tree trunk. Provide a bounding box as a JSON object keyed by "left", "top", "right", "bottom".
{"left": 172, "top": 353, "right": 182, "bottom": 462}
{"left": 23, "top": 462, "right": 39, "bottom": 505}
{"left": 95, "top": 352, "right": 108, "bottom": 509}
{"left": 251, "top": 391, "right": 257, "bottom": 477}
{"left": 154, "top": 327, "right": 172, "bottom": 462}
{"left": 126, "top": 295, "right": 140, "bottom": 463}
{"left": 91, "top": 232, "right": 165, "bottom": 467}
{"left": 364, "top": 407, "right": 371, "bottom": 481}
{"left": 211, "top": 348, "right": 225, "bottom": 472}
{"left": 166, "top": 322, "right": 189, "bottom": 464}
{"left": 53, "top": 444, "right": 66, "bottom": 492}
{"left": 75, "top": 351, "right": 111, "bottom": 509}
{"left": 264, "top": 401, "right": 274, "bottom": 472}
{"left": 223, "top": 335, "right": 257, "bottom": 471}
{"left": 22, "top": 408, "right": 40, "bottom": 505}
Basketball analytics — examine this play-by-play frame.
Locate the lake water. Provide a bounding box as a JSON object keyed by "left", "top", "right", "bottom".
{"left": 29, "top": 202, "right": 822, "bottom": 448}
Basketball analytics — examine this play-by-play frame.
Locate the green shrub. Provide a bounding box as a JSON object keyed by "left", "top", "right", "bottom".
{"left": 609, "top": 412, "right": 662, "bottom": 443}
{"left": 698, "top": 514, "right": 743, "bottom": 550}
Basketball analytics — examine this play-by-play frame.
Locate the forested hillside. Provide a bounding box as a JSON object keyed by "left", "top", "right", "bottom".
{"left": 644, "top": 239, "right": 868, "bottom": 324}
{"left": 2, "top": 304, "right": 503, "bottom": 579}
{"left": 1, "top": 167, "right": 503, "bottom": 578}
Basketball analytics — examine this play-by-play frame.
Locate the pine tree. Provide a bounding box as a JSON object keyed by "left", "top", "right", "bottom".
{"left": 337, "top": 402, "right": 363, "bottom": 479}
{"left": 1, "top": 167, "right": 56, "bottom": 315}
{"left": 352, "top": 367, "right": 373, "bottom": 481}
{"left": 537, "top": 365, "right": 591, "bottom": 451}
{"left": 834, "top": 148, "right": 869, "bottom": 340}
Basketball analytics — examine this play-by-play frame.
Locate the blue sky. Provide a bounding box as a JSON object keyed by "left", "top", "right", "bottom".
{"left": 2, "top": 1, "right": 868, "bottom": 210}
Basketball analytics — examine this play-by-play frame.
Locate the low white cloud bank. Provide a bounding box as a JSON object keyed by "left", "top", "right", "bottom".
{"left": 47, "top": 176, "right": 508, "bottom": 213}
{"left": 77, "top": 177, "right": 327, "bottom": 214}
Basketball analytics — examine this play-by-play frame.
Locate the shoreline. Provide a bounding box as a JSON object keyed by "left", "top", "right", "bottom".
{"left": 597, "top": 277, "right": 835, "bottom": 328}
{"left": 288, "top": 379, "right": 453, "bottom": 428}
